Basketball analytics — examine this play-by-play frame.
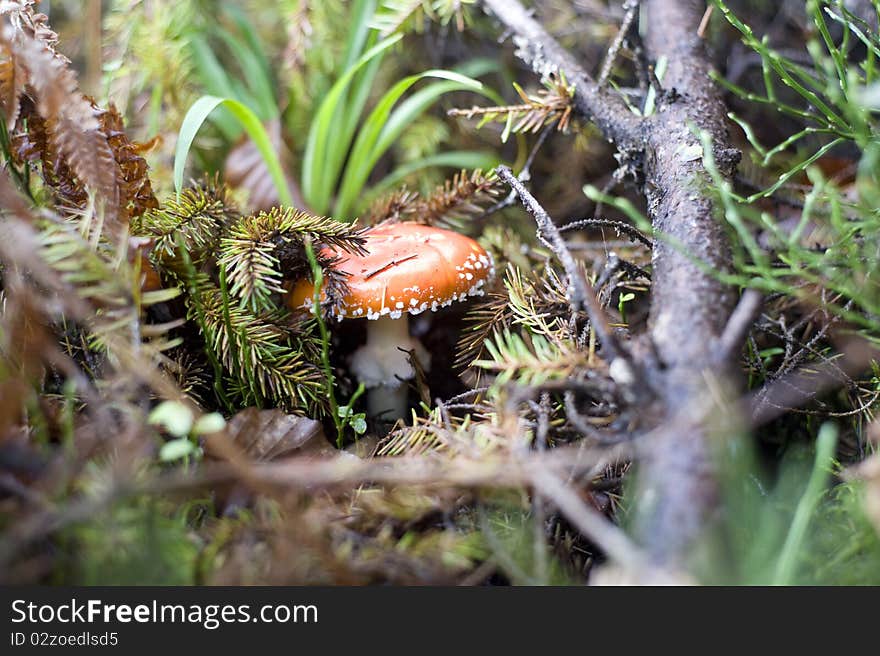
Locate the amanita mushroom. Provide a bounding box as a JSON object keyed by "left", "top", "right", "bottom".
{"left": 288, "top": 222, "right": 494, "bottom": 419}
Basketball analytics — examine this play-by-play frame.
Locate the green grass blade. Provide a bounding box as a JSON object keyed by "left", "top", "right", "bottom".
{"left": 338, "top": 35, "right": 383, "bottom": 160}
{"left": 174, "top": 95, "right": 292, "bottom": 206}
{"left": 375, "top": 77, "right": 502, "bottom": 156}
{"left": 215, "top": 28, "right": 278, "bottom": 120}
{"left": 330, "top": 0, "right": 382, "bottom": 182}
{"left": 334, "top": 71, "right": 485, "bottom": 217}
{"left": 343, "top": 0, "right": 379, "bottom": 71}
{"left": 187, "top": 34, "right": 241, "bottom": 139}
{"left": 188, "top": 33, "right": 237, "bottom": 99}
{"left": 772, "top": 423, "right": 838, "bottom": 585}
{"left": 223, "top": 3, "right": 274, "bottom": 79}
{"left": 301, "top": 33, "right": 403, "bottom": 214}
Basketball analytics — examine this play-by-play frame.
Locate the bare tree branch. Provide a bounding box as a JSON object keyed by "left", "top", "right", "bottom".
{"left": 482, "top": 0, "right": 641, "bottom": 150}
{"left": 483, "top": 0, "right": 742, "bottom": 567}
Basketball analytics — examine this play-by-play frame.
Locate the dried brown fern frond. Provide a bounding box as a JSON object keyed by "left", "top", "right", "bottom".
{"left": 0, "top": 1, "right": 59, "bottom": 48}
{"left": 411, "top": 169, "right": 502, "bottom": 231}
{"left": 0, "top": 40, "right": 25, "bottom": 128}
{"left": 0, "top": 3, "right": 161, "bottom": 233}
{"left": 11, "top": 94, "right": 157, "bottom": 222}
{"left": 1, "top": 22, "right": 119, "bottom": 220}
{"left": 449, "top": 72, "right": 575, "bottom": 141}
{"left": 11, "top": 95, "right": 87, "bottom": 208}
{"left": 96, "top": 103, "right": 158, "bottom": 219}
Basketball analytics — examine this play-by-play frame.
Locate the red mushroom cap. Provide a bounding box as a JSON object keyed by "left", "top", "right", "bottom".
{"left": 288, "top": 223, "right": 494, "bottom": 319}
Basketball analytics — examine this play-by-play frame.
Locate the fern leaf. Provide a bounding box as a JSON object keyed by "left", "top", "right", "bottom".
{"left": 1, "top": 4, "right": 139, "bottom": 226}
{"left": 13, "top": 33, "right": 119, "bottom": 217}
{"left": 0, "top": 42, "right": 25, "bottom": 129}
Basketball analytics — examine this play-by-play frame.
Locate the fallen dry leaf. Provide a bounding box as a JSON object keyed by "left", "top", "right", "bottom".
{"left": 225, "top": 407, "right": 330, "bottom": 461}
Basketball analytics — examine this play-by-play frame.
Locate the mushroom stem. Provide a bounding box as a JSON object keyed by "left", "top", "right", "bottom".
{"left": 366, "top": 381, "right": 409, "bottom": 421}
{"left": 351, "top": 315, "right": 416, "bottom": 421}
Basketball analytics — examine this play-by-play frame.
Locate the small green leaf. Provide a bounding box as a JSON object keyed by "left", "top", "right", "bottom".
{"left": 351, "top": 415, "right": 367, "bottom": 435}
{"left": 193, "top": 412, "right": 226, "bottom": 436}
{"left": 159, "top": 437, "right": 200, "bottom": 462}
{"left": 148, "top": 401, "right": 194, "bottom": 437}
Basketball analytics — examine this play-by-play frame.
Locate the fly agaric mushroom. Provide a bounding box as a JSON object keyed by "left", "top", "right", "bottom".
{"left": 288, "top": 222, "right": 494, "bottom": 419}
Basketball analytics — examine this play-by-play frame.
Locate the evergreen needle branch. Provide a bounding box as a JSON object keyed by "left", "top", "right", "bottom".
{"left": 176, "top": 234, "right": 233, "bottom": 413}
{"left": 482, "top": 0, "right": 642, "bottom": 150}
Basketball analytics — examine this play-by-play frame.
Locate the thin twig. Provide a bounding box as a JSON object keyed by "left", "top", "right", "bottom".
{"left": 481, "top": 121, "right": 556, "bottom": 218}
{"left": 598, "top": 0, "right": 641, "bottom": 87}
{"left": 559, "top": 217, "right": 653, "bottom": 249}
{"left": 529, "top": 466, "right": 653, "bottom": 575}
{"left": 496, "top": 165, "right": 625, "bottom": 364}
{"left": 715, "top": 289, "right": 763, "bottom": 364}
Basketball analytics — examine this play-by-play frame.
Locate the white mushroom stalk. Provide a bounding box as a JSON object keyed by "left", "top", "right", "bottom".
{"left": 349, "top": 315, "right": 428, "bottom": 419}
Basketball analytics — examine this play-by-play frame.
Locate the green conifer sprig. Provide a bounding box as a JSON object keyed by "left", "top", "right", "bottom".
{"left": 131, "top": 180, "right": 239, "bottom": 270}
{"left": 413, "top": 169, "right": 502, "bottom": 230}
{"left": 455, "top": 263, "right": 578, "bottom": 379}
{"left": 217, "top": 206, "right": 366, "bottom": 313}
{"left": 449, "top": 73, "right": 574, "bottom": 142}
{"left": 194, "top": 281, "right": 326, "bottom": 412}
{"left": 475, "top": 328, "right": 586, "bottom": 387}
